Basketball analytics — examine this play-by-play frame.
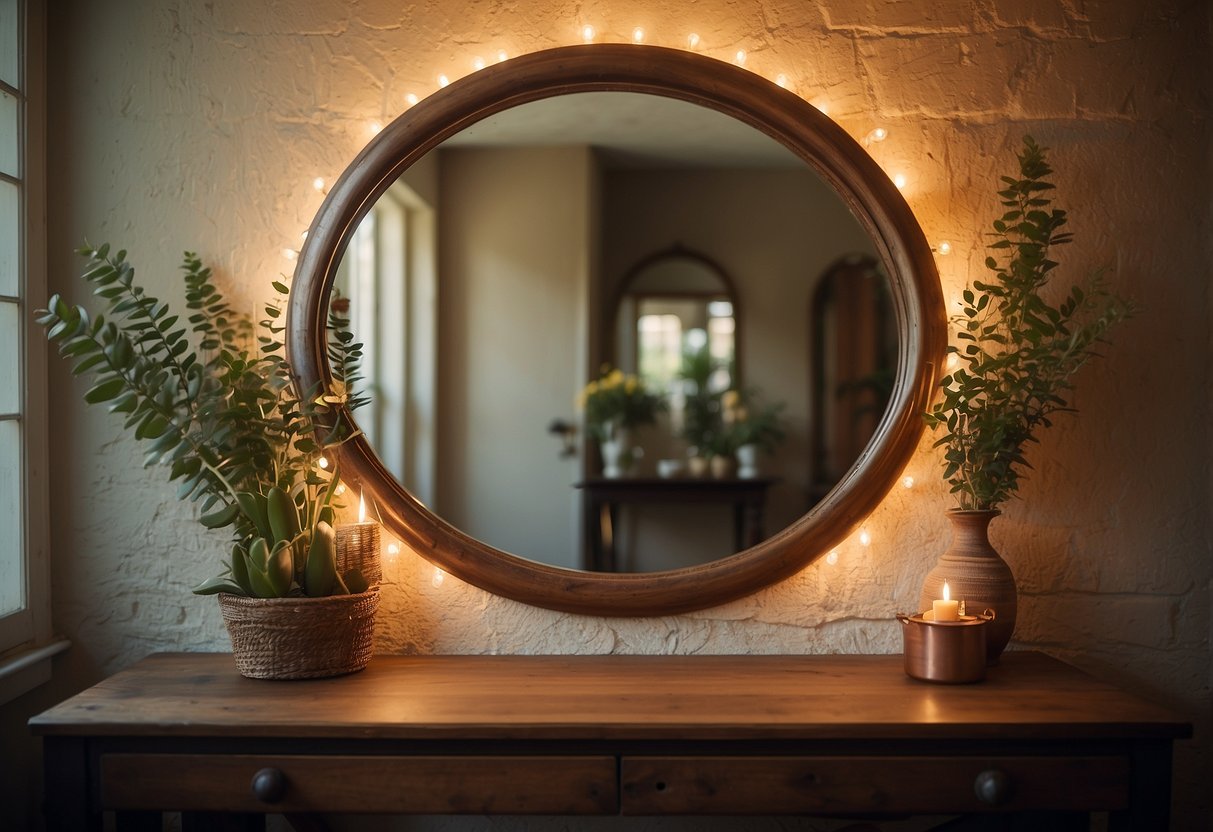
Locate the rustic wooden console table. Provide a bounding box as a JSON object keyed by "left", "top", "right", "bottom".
{"left": 30, "top": 652, "right": 1189, "bottom": 830}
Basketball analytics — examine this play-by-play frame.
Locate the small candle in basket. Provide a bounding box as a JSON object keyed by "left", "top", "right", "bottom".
{"left": 336, "top": 492, "right": 382, "bottom": 587}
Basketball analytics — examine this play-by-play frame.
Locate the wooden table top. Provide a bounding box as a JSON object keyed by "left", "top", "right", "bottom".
{"left": 30, "top": 652, "right": 1190, "bottom": 742}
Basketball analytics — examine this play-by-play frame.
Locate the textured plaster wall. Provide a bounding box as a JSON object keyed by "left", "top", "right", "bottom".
{"left": 0, "top": 0, "right": 1209, "bottom": 830}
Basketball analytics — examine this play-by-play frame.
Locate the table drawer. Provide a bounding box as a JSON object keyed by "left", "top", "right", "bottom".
{"left": 621, "top": 755, "right": 1129, "bottom": 815}
{"left": 101, "top": 753, "right": 618, "bottom": 814}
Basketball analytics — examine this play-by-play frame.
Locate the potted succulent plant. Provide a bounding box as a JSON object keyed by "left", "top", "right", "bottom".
{"left": 921, "top": 137, "right": 1131, "bottom": 658}
{"left": 38, "top": 244, "right": 376, "bottom": 679}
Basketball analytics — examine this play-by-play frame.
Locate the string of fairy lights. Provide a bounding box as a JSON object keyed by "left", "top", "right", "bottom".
{"left": 289, "top": 24, "right": 967, "bottom": 586}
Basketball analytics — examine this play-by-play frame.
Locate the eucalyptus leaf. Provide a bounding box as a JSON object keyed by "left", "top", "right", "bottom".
{"left": 924, "top": 136, "right": 1132, "bottom": 510}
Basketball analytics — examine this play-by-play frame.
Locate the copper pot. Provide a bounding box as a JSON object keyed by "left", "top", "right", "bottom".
{"left": 897, "top": 610, "right": 995, "bottom": 684}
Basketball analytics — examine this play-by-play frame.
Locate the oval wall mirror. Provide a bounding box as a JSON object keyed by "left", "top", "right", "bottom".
{"left": 288, "top": 44, "right": 945, "bottom": 616}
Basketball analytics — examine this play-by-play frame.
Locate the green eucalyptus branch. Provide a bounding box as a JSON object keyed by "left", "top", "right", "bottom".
{"left": 38, "top": 245, "right": 370, "bottom": 599}
{"left": 924, "top": 137, "right": 1133, "bottom": 511}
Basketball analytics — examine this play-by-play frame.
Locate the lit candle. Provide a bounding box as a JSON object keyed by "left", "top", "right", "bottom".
{"left": 336, "top": 490, "right": 382, "bottom": 588}
{"left": 932, "top": 580, "right": 960, "bottom": 622}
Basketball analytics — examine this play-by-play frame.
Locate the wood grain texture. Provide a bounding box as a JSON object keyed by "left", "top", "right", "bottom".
{"left": 283, "top": 42, "right": 948, "bottom": 617}
{"left": 102, "top": 754, "right": 617, "bottom": 814}
{"left": 30, "top": 652, "right": 1189, "bottom": 741}
{"left": 620, "top": 755, "right": 1129, "bottom": 814}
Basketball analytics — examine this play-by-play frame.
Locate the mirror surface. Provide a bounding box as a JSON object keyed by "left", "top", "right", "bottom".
{"left": 288, "top": 44, "right": 944, "bottom": 615}
{"left": 334, "top": 92, "right": 893, "bottom": 573}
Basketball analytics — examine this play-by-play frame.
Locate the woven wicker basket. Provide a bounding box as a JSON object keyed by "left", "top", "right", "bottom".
{"left": 218, "top": 588, "right": 379, "bottom": 680}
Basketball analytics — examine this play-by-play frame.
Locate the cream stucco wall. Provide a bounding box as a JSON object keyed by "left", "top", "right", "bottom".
{"left": 1, "top": 1, "right": 1209, "bottom": 830}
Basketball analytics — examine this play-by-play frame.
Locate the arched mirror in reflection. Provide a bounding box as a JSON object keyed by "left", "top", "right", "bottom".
{"left": 335, "top": 91, "right": 888, "bottom": 574}
{"left": 287, "top": 44, "right": 945, "bottom": 616}
{"left": 614, "top": 246, "right": 738, "bottom": 399}
{"left": 809, "top": 255, "right": 897, "bottom": 502}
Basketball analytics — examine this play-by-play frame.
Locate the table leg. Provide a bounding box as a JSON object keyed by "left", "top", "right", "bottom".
{"left": 115, "top": 811, "right": 163, "bottom": 831}
{"left": 745, "top": 500, "right": 765, "bottom": 547}
{"left": 182, "top": 812, "right": 265, "bottom": 831}
{"left": 602, "top": 502, "right": 618, "bottom": 572}
{"left": 42, "top": 736, "right": 101, "bottom": 831}
{"left": 1110, "top": 740, "right": 1173, "bottom": 831}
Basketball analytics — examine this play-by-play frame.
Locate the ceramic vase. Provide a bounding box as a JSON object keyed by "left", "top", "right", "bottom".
{"left": 709, "top": 454, "right": 734, "bottom": 479}
{"left": 736, "top": 444, "right": 760, "bottom": 478}
{"left": 599, "top": 426, "right": 629, "bottom": 478}
{"left": 919, "top": 509, "right": 1017, "bottom": 663}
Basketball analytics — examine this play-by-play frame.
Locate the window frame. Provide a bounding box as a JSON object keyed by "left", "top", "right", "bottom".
{"left": 0, "top": 0, "right": 62, "bottom": 704}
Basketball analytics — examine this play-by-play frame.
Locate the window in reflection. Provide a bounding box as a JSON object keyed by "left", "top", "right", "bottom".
{"left": 336, "top": 177, "right": 439, "bottom": 508}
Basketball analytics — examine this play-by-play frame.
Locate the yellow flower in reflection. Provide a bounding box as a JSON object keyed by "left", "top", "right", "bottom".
{"left": 576, "top": 365, "right": 665, "bottom": 442}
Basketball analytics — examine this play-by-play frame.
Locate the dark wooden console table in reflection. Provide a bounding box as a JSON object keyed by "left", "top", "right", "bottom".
{"left": 575, "top": 476, "right": 777, "bottom": 571}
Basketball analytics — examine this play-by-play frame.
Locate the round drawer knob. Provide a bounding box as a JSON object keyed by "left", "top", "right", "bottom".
{"left": 973, "top": 768, "right": 1014, "bottom": 806}
{"left": 250, "top": 767, "right": 288, "bottom": 804}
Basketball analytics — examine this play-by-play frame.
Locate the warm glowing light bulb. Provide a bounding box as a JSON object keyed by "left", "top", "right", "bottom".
{"left": 687, "top": 33, "right": 700, "bottom": 48}
{"left": 358, "top": 491, "right": 367, "bottom": 523}
{"left": 937, "top": 240, "right": 952, "bottom": 255}
{"left": 946, "top": 353, "right": 961, "bottom": 370}
{"left": 811, "top": 98, "right": 829, "bottom": 116}
{"left": 472, "top": 56, "right": 485, "bottom": 70}
{"left": 437, "top": 74, "right": 450, "bottom": 88}
{"left": 334, "top": 483, "right": 346, "bottom": 496}
{"left": 858, "top": 528, "right": 872, "bottom": 547}
{"left": 825, "top": 549, "right": 839, "bottom": 566}
{"left": 318, "top": 456, "right": 329, "bottom": 469}
{"left": 386, "top": 542, "right": 401, "bottom": 557}
{"left": 497, "top": 50, "right": 508, "bottom": 62}
{"left": 893, "top": 173, "right": 907, "bottom": 190}
{"left": 866, "top": 127, "right": 888, "bottom": 144}
{"left": 368, "top": 120, "right": 383, "bottom": 136}
{"left": 300, "top": 229, "right": 309, "bottom": 241}
{"left": 281, "top": 248, "right": 297, "bottom": 261}
{"left": 902, "top": 475, "right": 915, "bottom": 489}
{"left": 582, "top": 25, "right": 595, "bottom": 42}
{"left": 312, "top": 177, "right": 326, "bottom": 192}
{"left": 735, "top": 49, "right": 747, "bottom": 65}
{"left": 775, "top": 73, "right": 789, "bottom": 88}
{"left": 405, "top": 92, "right": 419, "bottom": 106}
{"left": 432, "top": 568, "right": 446, "bottom": 587}
{"left": 632, "top": 27, "right": 645, "bottom": 43}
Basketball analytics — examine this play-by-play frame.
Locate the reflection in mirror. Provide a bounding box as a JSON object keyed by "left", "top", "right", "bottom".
{"left": 809, "top": 255, "right": 897, "bottom": 501}
{"left": 615, "top": 246, "right": 737, "bottom": 398}
{"left": 335, "top": 91, "right": 893, "bottom": 574}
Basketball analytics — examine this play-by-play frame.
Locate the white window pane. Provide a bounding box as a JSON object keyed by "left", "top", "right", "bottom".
{"left": 0, "top": 301, "right": 16, "bottom": 413}
{"left": 0, "top": 179, "right": 15, "bottom": 295}
{"left": 0, "top": 418, "right": 21, "bottom": 616}
{"left": 0, "top": 0, "right": 15, "bottom": 88}
{"left": 0, "top": 86, "right": 15, "bottom": 178}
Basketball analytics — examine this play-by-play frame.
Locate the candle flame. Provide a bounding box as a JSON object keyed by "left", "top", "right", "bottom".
{"left": 358, "top": 490, "right": 366, "bottom": 523}
{"left": 942, "top": 580, "right": 951, "bottom": 602}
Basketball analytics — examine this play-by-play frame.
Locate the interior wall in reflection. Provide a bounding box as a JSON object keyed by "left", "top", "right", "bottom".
{"left": 434, "top": 146, "right": 598, "bottom": 568}
{"left": 600, "top": 167, "right": 878, "bottom": 571}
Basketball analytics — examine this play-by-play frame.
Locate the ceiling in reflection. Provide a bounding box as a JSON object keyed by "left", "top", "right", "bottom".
{"left": 443, "top": 92, "right": 805, "bottom": 168}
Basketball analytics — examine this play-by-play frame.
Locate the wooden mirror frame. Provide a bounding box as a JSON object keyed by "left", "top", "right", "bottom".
{"left": 287, "top": 43, "right": 946, "bottom": 616}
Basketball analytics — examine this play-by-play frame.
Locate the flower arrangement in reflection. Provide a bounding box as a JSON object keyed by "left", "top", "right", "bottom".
{"left": 576, "top": 365, "right": 665, "bottom": 443}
